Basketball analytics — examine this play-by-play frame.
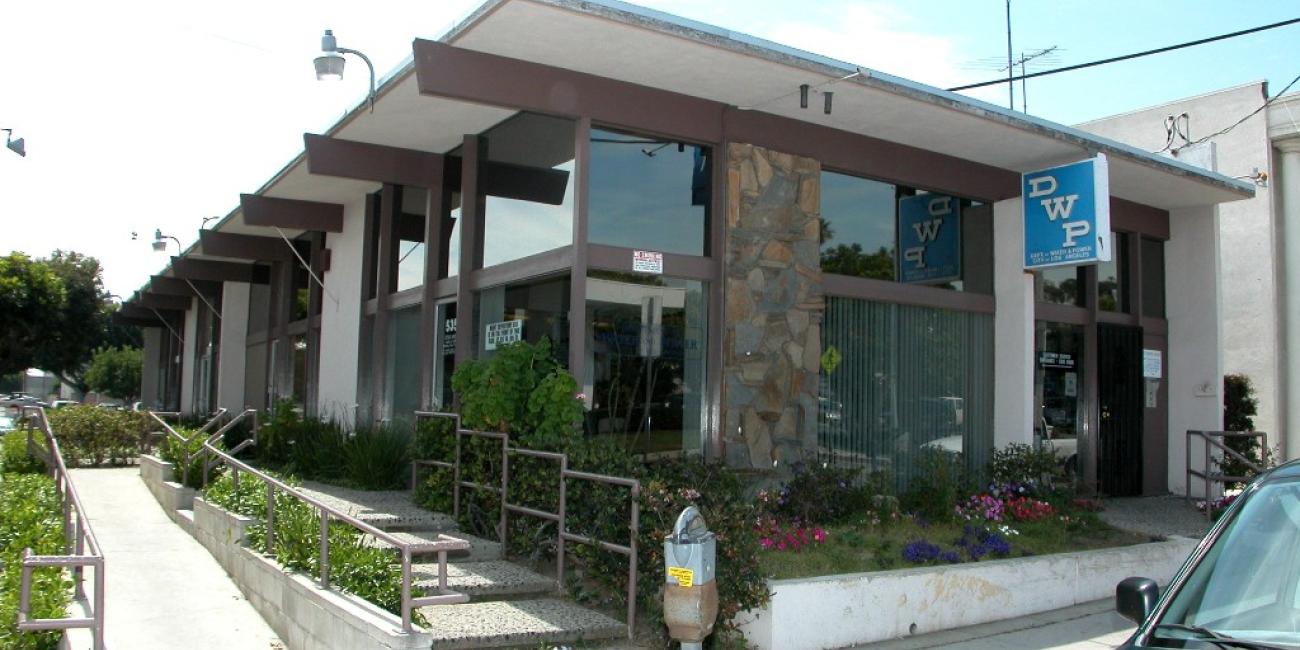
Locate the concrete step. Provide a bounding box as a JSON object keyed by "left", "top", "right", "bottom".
{"left": 365, "top": 530, "right": 503, "bottom": 562}
{"left": 418, "top": 598, "right": 625, "bottom": 649}
{"left": 297, "top": 482, "right": 455, "bottom": 531}
{"left": 413, "top": 560, "right": 556, "bottom": 600}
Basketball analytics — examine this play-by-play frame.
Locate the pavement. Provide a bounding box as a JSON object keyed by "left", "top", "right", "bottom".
{"left": 68, "top": 467, "right": 282, "bottom": 650}
{"left": 1097, "top": 494, "right": 1213, "bottom": 539}
{"left": 855, "top": 598, "right": 1136, "bottom": 649}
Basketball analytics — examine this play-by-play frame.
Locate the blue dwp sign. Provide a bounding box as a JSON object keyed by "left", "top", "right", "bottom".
{"left": 1023, "top": 155, "right": 1111, "bottom": 270}
{"left": 897, "top": 193, "right": 961, "bottom": 284}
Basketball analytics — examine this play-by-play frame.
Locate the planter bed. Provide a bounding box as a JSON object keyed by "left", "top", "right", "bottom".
{"left": 737, "top": 535, "right": 1198, "bottom": 650}
{"left": 138, "top": 454, "right": 195, "bottom": 525}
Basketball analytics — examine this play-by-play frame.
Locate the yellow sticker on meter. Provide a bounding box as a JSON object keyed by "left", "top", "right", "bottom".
{"left": 668, "top": 567, "right": 694, "bottom": 587}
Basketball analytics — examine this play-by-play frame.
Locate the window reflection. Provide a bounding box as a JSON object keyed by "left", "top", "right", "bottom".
{"left": 386, "top": 307, "right": 421, "bottom": 424}
{"left": 1034, "top": 321, "right": 1083, "bottom": 474}
{"left": 1098, "top": 231, "right": 1128, "bottom": 312}
{"left": 1036, "top": 266, "right": 1084, "bottom": 306}
{"left": 1142, "top": 237, "right": 1165, "bottom": 318}
{"left": 481, "top": 113, "right": 575, "bottom": 268}
{"left": 475, "top": 275, "right": 570, "bottom": 362}
{"left": 588, "top": 129, "right": 711, "bottom": 256}
{"left": 584, "top": 271, "right": 707, "bottom": 456}
{"left": 820, "top": 171, "right": 896, "bottom": 281}
{"left": 396, "top": 187, "right": 427, "bottom": 292}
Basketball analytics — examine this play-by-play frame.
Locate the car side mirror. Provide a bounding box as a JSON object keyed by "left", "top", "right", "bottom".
{"left": 1116, "top": 577, "right": 1160, "bottom": 623}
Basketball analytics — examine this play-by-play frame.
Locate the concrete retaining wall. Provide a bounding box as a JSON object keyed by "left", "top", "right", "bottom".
{"left": 138, "top": 454, "right": 194, "bottom": 524}
{"left": 189, "top": 496, "right": 432, "bottom": 650}
{"left": 737, "top": 536, "right": 1199, "bottom": 650}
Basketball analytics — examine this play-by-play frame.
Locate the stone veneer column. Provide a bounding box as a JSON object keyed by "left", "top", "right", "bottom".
{"left": 722, "top": 143, "right": 823, "bottom": 471}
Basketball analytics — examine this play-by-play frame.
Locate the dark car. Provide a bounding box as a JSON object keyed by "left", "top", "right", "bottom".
{"left": 1115, "top": 460, "right": 1300, "bottom": 648}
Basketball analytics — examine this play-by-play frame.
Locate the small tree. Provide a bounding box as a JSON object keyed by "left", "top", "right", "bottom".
{"left": 84, "top": 346, "right": 143, "bottom": 402}
{"left": 1221, "top": 373, "right": 1264, "bottom": 486}
{"left": 0, "top": 253, "right": 65, "bottom": 375}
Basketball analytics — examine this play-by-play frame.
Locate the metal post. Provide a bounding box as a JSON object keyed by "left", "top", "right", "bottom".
{"left": 453, "top": 430, "right": 462, "bottom": 520}
{"left": 628, "top": 485, "right": 640, "bottom": 639}
{"left": 94, "top": 557, "right": 105, "bottom": 650}
{"left": 266, "top": 484, "right": 276, "bottom": 552}
{"left": 556, "top": 456, "right": 567, "bottom": 592}
{"left": 75, "top": 522, "right": 86, "bottom": 599}
{"left": 320, "top": 508, "right": 331, "bottom": 588}
{"left": 401, "top": 548, "right": 413, "bottom": 632}
{"left": 500, "top": 439, "right": 510, "bottom": 547}
{"left": 438, "top": 550, "right": 448, "bottom": 591}
{"left": 18, "top": 550, "right": 31, "bottom": 616}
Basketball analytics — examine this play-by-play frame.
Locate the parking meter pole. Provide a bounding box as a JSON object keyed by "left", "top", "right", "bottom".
{"left": 664, "top": 506, "right": 718, "bottom": 647}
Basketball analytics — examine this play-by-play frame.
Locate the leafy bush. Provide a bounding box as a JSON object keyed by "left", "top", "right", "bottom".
{"left": 902, "top": 449, "right": 972, "bottom": 522}
{"left": 0, "top": 472, "right": 70, "bottom": 650}
{"left": 764, "top": 463, "right": 871, "bottom": 526}
{"left": 2, "top": 430, "right": 45, "bottom": 475}
{"left": 451, "top": 337, "right": 582, "bottom": 448}
{"left": 253, "top": 402, "right": 410, "bottom": 491}
{"left": 344, "top": 423, "right": 410, "bottom": 490}
{"left": 158, "top": 427, "right": 215, "bottom": 489}
{"left": 988, "top": 443, "right": 1065, "bottom": 494}
{"left": 205, "top": 472, "right": 421, "bottom": 624}
{"left": 1221, "top": 374, "right": 1270, "bottom": 487}
{"left": 45, "top": 405, "right": 145, "bottom": 466}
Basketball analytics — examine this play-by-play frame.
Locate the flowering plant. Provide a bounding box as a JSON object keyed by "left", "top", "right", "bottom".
{"left": 956, "top": 525, "right": 1012, "bottom": 560}
{"left": 956, "top": 494, "right": 1005, "bottom": 522}
{"left": 901, "top": 540, "right": 961, "bottom": 564}
{"left": 755, "top": 516, "right": 827, "bottom": 552}
{"left": 1005, "top": 497, "right": 1055, "bottom": 521}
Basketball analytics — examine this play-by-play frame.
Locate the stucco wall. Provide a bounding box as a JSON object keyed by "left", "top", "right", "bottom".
{"left": 180, "top": 297, "right": 198, "bottom": 415}
{"left": 218, "top": 281, "right": 250, "bottom": 412}
{"left": 721, "top": 143, "right": 823, "bottom": 471}
{"left": 993, "top": 197, "right": 1035, "bottom": 447}
{"left": 316, "top": 194, "right": 371, "bottom": 425}
{"left": 1080, "top": 83, "right": 1278, "bottom": 440}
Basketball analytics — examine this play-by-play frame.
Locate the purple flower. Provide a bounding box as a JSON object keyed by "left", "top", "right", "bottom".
{"left": 939, "top": 551, "right": 961, "bottom": 564}
{"left": 902, "top": 540, "right": 942, "bottom": 563}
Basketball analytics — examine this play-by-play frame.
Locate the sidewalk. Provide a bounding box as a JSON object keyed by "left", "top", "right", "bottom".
{"left": 854, "top": 599, "right": 1135, "bottom": 649}
{"left": 69, "top": 467, "right": 281, "bottom": 650}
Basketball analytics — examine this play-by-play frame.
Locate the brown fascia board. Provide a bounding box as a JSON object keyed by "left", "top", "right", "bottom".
{"left": 149, "top": 275, "right": 220, "bottom": 298}
{"left": 240, "top": 194, "right": 344, "bottom": 233}
{"left": 136, "top": 293, "right": 192, "bottom": 311}
{"left": 199, "top": 230, "right": 297, "bottom": 262}
{"left": 118, "top": 304, "right": 176, "bottom": 322}
{"left": 304, "top": 134, "right": 443, "bottom": 188}
{"left": 169, "top": 257, "right": 271, "bottom": 284}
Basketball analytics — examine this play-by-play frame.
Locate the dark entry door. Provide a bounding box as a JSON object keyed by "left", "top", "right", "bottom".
{"left": 1098, "top": 324, "right": 1143, "bottom": 496}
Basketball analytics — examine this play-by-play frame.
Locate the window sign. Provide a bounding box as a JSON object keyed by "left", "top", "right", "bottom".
{"left": 897, "top": 194, "right": 961, "bottom": 284}
{"left": 1038, "top": 351, "right": 1075, "bottom": 369}
{"left": 1023, "top": 154, "right": 1111, "bottom": 270}
{"left": 1143, "top": 349, "right": 1163, "bottom": 379}
{"left": 484, "top": 319, "right": 522, "bottom": 351}
{"left": 633, "top": 250, "right": 664, "bottom": 274}
{"left": 442, "top": 317, "right": 457, "bottom": 355}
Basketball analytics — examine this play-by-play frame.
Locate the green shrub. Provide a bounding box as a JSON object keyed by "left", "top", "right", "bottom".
{"left": 45, "top": 406, "right": 145, "bottom": 466}
{"left": 344, "top": 424, "right": 410, "bottom": 491}
{"left": 287, "top": 418, "right": 349, "bottom": 481}
{"left": 2, "top": 429, "right": 45, "bottom": 475}
{"left": 451, "top": 337, "right": 583, "bottom": 448}
{"left": 1221, "top": 374, "right": 1270, "bottom": 487}
{"left": 158, "top": 427, "right": 217, "bottom": 489}
{"left": 988, "top": 443, "right": 1066, "bottom": 493}
{"left": 0, "top": 472, "right": 70, "bottom": 650}
{"left": 766, "top": 463, "right": 872, "bottom": 526}
{"left": 903, "top": 449, "right": 972, "bottom": 522}
{"left": 256, "top": 399, "right": 303, "bottom": 468}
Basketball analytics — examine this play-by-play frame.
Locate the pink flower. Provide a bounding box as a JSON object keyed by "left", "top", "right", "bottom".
{"left": 813, "top": 528, "right": 827, "bottom": 543}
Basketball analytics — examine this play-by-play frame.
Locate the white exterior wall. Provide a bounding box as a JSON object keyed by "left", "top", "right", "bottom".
{"left": 992, "top": 197, "right": 1035, "bottom": 447}
{"left": 217, "top": 282, "right": 250, "bottom": 412}
{"left": 315, "top": 194, "right": 370, "bottom": 424}
{"left": 1166, "top": 204, "right": 1224, "bottom": 495}
{"left": 179, "top": 298, "right": 198, "bottom": 415}
{"left": 1269, "top": 92, "right": 1300, "bottom": 459}
{"left": 1080, "top": 83, "right": 1279, "bottom": 440}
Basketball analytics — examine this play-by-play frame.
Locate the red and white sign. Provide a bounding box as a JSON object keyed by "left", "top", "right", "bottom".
{"left": 633, "top": 250, "right": 664, "bottom": 274}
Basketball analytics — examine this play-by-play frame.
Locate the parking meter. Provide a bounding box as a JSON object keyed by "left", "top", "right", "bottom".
{"left": 663, "top": 506, "right": 718, "bottom": 649}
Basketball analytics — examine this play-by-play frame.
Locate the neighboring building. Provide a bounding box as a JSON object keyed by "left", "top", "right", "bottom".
{"left": 1080, "top": 84, "right": 1300, "bottom": 460}
{"left": 119, "top": 0, "right": 1252, "bottom": 496}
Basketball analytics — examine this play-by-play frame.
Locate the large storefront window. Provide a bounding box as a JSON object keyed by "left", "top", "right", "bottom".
{"left": 819, "top": 172, "right": 992, "bottom": 293}
{"left": 588, "top": 129, "right": 710, "bottom": 256}
{"left": 386, "top": 307, "right": 421, "bottom": 423}
{"left": 396, "top": 187, "right": 427, "bottom": 292}
{"left": 1035, "top": 322, "right": 1084, "bottom": 474}
{"left": 435, "top": 302, "right": 457, "bottom": 408}
{"left": 819, "top": 297, "right": 994, "bottom": 489}
{"left": 1036, "top": 267, "right": 1084, "bottom": 306}
{"left": 481, "top": 113, "right": 575, "bottom": 268}
{"left": 1142, "top": 237, "right": 1166, "bottom": 318}
{"left": 584, "top": 272, "right": 707, "bottom": 456}
{"left": 475, "top": 275, "right": 570, "bottom": 361}
{"left": 1099, "top": 231, "right": 1129, "bottom": 313}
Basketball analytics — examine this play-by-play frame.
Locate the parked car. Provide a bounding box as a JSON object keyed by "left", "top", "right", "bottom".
{"left": 0, "top": 415, "right": 15, "bottom": 432}
{"left": 1115, "top": 460, "right": 1300, "bottom": 648}
{"left": 50, "top": 399, "right": 79, "bottom": 409}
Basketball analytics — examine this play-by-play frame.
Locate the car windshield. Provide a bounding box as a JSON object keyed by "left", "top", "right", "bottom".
{"left": 1152, "top": 478, "right": 1300, "bottom": 648}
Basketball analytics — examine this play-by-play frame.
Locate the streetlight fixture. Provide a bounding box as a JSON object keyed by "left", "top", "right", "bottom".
{"left": 201, "top": 216, "right": 221, "bottom": 229}
{"left": 2, "top": 129, "right": 25, "bottom": 157}
{"left": 314, "top": 29, "right": 376, "bottom": 113}
{"left": 152, "top": 229, "right": 181, "bottom": 253}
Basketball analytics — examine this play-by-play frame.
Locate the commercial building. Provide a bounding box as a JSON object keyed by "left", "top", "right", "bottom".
{"left": 119, "top": 0, "right": 1253, "bottom": 496}
{"left": 1080, "top": 83, "right": 1300, "bottom": 460}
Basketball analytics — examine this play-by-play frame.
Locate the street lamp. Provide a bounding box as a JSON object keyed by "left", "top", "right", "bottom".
{"left": 201, "top": 216, "right": 221, "bottom": 229}
{"left": 314, "top": 29, "right": 376, "bottom": 113}
{"left": 2, "top": 129, "right": 25, "bottom": 157}
{"left": 152, "top": 229, "right": 182, "bottom": 254}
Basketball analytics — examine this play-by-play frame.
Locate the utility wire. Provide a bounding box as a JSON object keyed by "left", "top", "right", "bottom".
{"left": 1175, "top": 71, "right": 1300, "bottom": 151}
{"left": 948, "top": 17, "right": 1300, "bottom": 91}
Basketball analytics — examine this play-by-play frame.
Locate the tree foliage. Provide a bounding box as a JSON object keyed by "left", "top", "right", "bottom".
{"left": 0, "top": 250, "right": 137, "bottom": 390}
{"left": 85, "top": 346, "right": 143, "bottom": 402}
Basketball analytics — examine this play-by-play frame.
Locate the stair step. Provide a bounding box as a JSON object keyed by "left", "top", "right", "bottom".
{"left": 417, "top": 599, "right": 625, "bottom": 649}
{"left": 297, "top": 482, "right": 455, "bottom": 531}
{"left": 365, "top": 530, "right": 503, "bottom": 562}
{"left": 413, "top": 560, "right": 556, "bottom": 600}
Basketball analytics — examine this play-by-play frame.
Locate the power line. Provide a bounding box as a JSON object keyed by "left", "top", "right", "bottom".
{"left": 948, "top": 17, "right": 1300, "bottom": 92}
{"left": 1174, "top": 71, "right": 1300, "bottom": 152}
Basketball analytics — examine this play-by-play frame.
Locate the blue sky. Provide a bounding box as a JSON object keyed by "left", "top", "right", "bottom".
{"left": 0, "top": 0, "right": 1296, "bottom": 296}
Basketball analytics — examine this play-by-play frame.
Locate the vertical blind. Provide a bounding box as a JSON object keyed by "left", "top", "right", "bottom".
{"left": 820, "top": 296, "right": 994, "bottom": 490}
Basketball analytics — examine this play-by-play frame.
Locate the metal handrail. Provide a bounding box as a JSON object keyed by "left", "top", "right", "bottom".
{"left": 412, "top": 410, "right": 641, "bottom": 639}
{"left": 16, "top": 407, "right": 106, "bottom": 650}
{"left": 1186, "top": 429, "right": 1269, "bottom": 519}
{"left": 160, "top": 409, "right": 471, "bottom": 633}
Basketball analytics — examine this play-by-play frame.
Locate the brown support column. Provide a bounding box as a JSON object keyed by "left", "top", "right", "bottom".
{"left": 1082, "top": 266, "right": 1101, "bottom": 496}
{"left": 306, "top": 232, "right": 326, "bottom": 417}
{"left": 568, "top": 118, "right": 591, "bottom": 395}
{"left": 707, "top": 140, "right": 727, "bottom": 460}
{"left": 455, "top": 136, "right": 483, "bottom": 365}
{"left": 371, "top": 184, "right": 401, "bottom": 421}
{"left": 420, "top": 158, "right": 448, "bottom": 410}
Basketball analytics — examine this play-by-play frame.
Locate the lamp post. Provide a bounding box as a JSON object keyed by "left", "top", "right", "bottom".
{"left": 314, "top": 29, "right": 377, "bottom": 113}
{"left": 2, "top": 129, "right": 25, "bottom": 157}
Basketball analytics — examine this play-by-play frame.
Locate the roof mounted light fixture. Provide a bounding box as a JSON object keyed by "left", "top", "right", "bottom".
{"left": 2, "top": 129, "right": 25, "bottom": 157}
{"left": 201, "top": 216, "right": 221, "bottom": 229}
{"left": 314, "top": 29, "right": 376, "bottom": 113}
{"left": 152, "top": 228, "right": 181, "bottom": 254}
